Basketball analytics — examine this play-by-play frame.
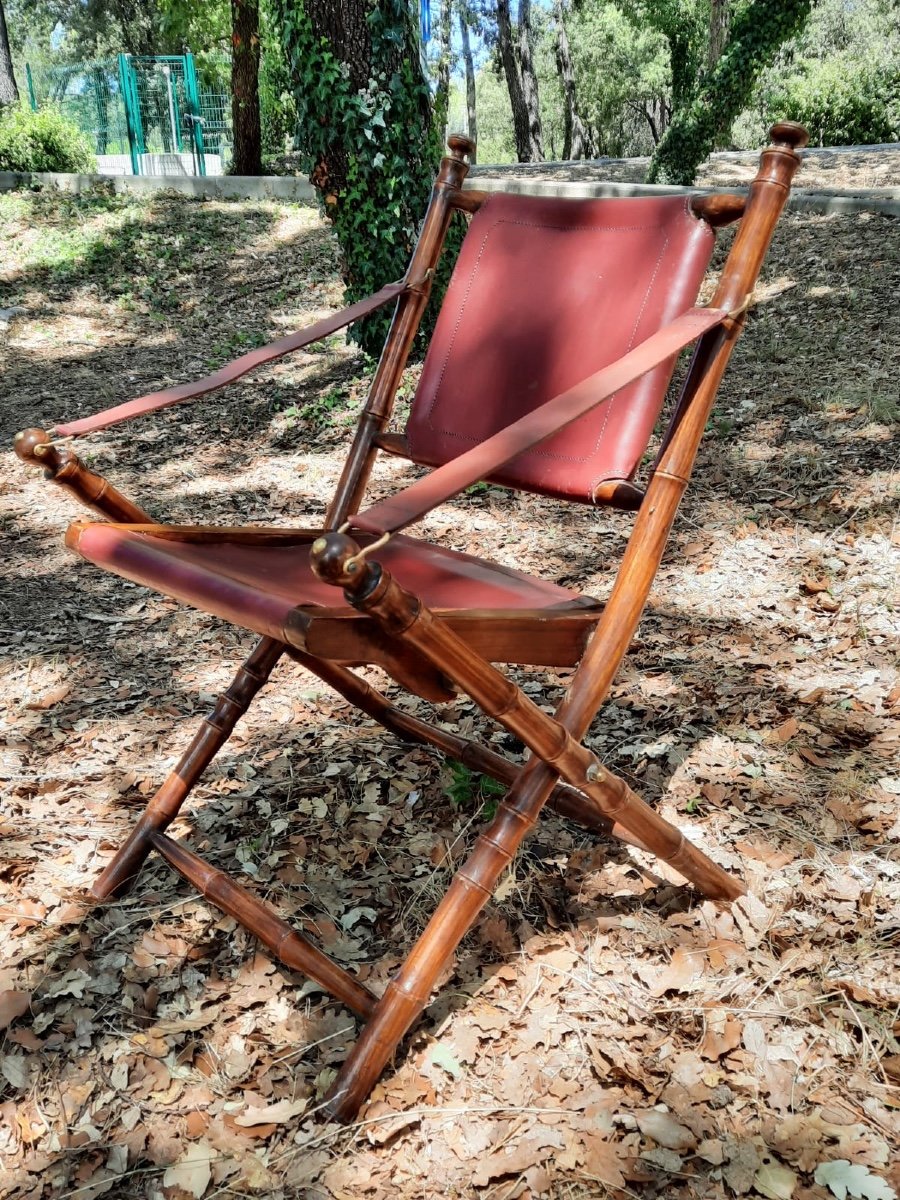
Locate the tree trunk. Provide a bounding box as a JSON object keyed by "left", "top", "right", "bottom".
{"left": 459, "top": 6, "right": 477, "bottom": 162}
{"left": 668, "top": 28, "right": 696, "bottom": 115}
{"left": 637, "top": 101, "right": 659, "bottom": 146}
{"left": 648, "top": 0, "right": 812, "bottom": 184}
{"left": 554, "top": 0, "right": 587, "bottom": 160}
{"left": 707, "top": 0, "right": 732, "bottom": 149}
{"left": 0, "top": 0, "right": 19, "bottom": 109}
{"left": 517, "top": 0, "right": 543, "bottom": 161}
{"left": 708, "top": 0, "right": 730, "bottom": 71}
{"left": 279, "top": 0, "right": 442, "bottom": 355}
{"left": 496, "top": 0, "right": 531, "bottom": 162}
{"left": 231, "top": 0, "right": 263, "bottom": 175}
{"left": 434, "top": 0, "right": 452, "bottom": 139}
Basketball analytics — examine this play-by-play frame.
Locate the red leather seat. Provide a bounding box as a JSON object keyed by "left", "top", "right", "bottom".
{"left": 67, "top": 522, "right": 595, "bottom": 646}
{"left": 407, "top": 193, "right": 715, "bottom": 502}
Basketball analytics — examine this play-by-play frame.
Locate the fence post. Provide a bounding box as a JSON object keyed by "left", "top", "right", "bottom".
{"left": 25, "top": 64, "right": 37, "bottom": 111}
{"left": 184, "top": 53, "right": 207, "bottom": 177}
{"left": 118, "top": 54, "right": 142, "bottom": 176}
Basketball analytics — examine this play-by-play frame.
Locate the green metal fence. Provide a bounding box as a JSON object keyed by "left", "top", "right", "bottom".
{"left": 198, "top": 89, "right": 232, "bottom": 164}
{"left": 26, "top": 54, "right": 232, "bottom": 177}
{"left": 26, "top": 58, "right": 131, "bottom": 158}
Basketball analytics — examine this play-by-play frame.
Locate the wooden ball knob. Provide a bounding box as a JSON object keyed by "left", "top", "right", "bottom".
{"left": 310, "top": 532, "right": 364, "bottom": 588}
{"left": 14, "top": 427, "right": 51, "bottom": 464}
{"left": 447, "top": 133, "right": 475, "bottom": 161}
{"left": 769, "top": 121, "right": 809, "bottom": 151}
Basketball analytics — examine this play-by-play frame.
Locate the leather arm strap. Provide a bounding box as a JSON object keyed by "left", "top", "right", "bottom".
{"left": 351, "top": 305, "right": 728, "bottom": 536}
{"left": 51, "top": 280, "right": 410, "bottom": 438}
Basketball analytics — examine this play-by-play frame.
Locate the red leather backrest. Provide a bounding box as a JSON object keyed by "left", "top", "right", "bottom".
{"left": 406, "top": 192, "right": 716, "bottom": 503}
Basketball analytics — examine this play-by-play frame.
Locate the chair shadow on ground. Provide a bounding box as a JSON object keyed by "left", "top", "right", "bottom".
{"left": 5, "top": 602, "right": 889, "bottom": 1194}
{"left": 4, "top": 455, "right": 894, "bottom": 1193}
{"left": 1, "top": 190, "right": 896, "bottom": 1195}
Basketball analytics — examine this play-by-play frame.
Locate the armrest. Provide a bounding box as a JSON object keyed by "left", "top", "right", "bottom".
{"left": 351, "top": 306, "right": 728, "bottom": 536}
{"left": 50, "top": 279, "right": 411, "bottom": 438}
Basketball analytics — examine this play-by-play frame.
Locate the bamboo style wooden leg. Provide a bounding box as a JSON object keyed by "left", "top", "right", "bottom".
{"left": 91, "top": 637, "right": 284, "bottom": 900}
{"left": 310, "top": 536, "right": 745, "bottom": 1121}
{"left": 310, "top": 537, "right": 741, "bottom": 902}
{"left": 326, "top": 750, "right": 555, "bottom": 1121}
{"left": 285, "top": 648, "right": 651, "bottom": 852}
{"left": 148, "top": 830, "right": 377, "bottom": 1018}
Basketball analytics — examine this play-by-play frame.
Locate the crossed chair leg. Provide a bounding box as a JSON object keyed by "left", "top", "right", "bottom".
{"left": 87, "top": 535, "right": 744, "bottom": 1124}
{"left": 308, "top": 532, "right": 745, "bottom": 1118}
{"left": 86, "top": 530, "right": 748, "bottom": 1118}
{"left": 90, "top": 639, "right": 644, "bottom": 906}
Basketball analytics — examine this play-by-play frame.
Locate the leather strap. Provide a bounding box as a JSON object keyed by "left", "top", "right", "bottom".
{"left": 52, "top": 280, "right": 409, "bottom": 438}
{"left": 351, "top": 306, "right": 727, "bottom": 535}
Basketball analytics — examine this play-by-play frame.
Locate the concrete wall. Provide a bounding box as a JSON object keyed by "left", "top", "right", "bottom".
{"left": 0, "top": 170, "right": 317, "bottom": 202}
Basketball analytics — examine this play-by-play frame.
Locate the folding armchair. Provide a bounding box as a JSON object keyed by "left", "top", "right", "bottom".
{"left": 15, "top": 122, "right": 808, "bottom": 1122}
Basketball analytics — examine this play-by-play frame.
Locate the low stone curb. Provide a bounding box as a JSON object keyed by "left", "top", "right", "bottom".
{"left": 1, "top": 169, "right": 898, "bottom": 216}
{"left": 0, "top": 170, "right": 318, "bottom": 203}
{"left": 466, "top": 175, "right": 900, "bottom": 217}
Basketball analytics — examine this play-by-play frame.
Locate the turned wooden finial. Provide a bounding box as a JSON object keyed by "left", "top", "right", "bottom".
{"left": 447, "top": 133, "right": 475, "bottom": 162}
{"left": 310, "top": 531, "right": 379, "bottom": 594}
{"left": 768, "top": 121, "right": 809, "bottom": 152}
{"left": 14, "top": 427, "right": 52, "bottom": 465}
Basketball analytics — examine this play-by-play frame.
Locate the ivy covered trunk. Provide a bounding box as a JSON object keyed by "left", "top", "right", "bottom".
{"left": 278, "top": 0, "right": 444, "bottom": 355}
{"left": 459, "top": 7, "right": 477, "bottom": 162}
{"left": 647, "top": 0, "right": 813, "bottom": 185}
{"left": 0, "top": 0, "right": 19, "bottom": 110}
{"left": 231, "top": 0, "right": 263, "bottom": 175}
{"left": 707, "top": 0, "right": 731, "bottom": 71}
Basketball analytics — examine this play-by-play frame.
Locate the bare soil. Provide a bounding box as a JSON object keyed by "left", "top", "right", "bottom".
{"left": 0, "top": 174, "right": 898, "bottom": 1200}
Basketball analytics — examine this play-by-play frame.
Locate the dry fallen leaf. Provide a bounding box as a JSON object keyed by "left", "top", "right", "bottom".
{"left": 25, "top": 683, "right": 71, "bottom": 709}
{"left": 162, "top": 1140, "right": 215, "bottom": 1198}
{"left": 579, "top": 1133, "right": 627, "bottom": 1188}
{"left": 755, "top": 1159, "right": 799, "bottom": 1200}
{"left": 701, "top": 1010, "right": 744, "bottom": 1060}
{"left": 646, "top": 947, "right": 706, "bottom": 996}
{"left": 636, "top": 1109, "right": 698, "bottom": 1151}
{"left": 233, "top": 1098, "right": 308, "bottom": 1126}
{"left": 0, "top": 991, "right": 30, "bottom": 1030}
{"left": 471, "top": 1130, "right": 565, "bottom": 1187}
{"left": 814, "top": 1160, "right": 897, "bottom": 1200}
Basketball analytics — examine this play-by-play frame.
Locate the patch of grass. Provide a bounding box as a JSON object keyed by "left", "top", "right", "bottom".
{"left": 281, "top": 385, "right": 351, "bottom": 433}
{"left": 0, "top": 189, "right": 277, "bottom": 315}
{"left": 865, "top": 392, "right": 900, "bottom": 424}
{"left": 804, "top": 378, "right": 900, "bottom": 424}
{"left": 212, "top": 330, "right": 271, "bottom": 360}
{"left": 444, "top": 760, "right": 507, "bottom": 820}
{"left": 706, "top": 414, "right": 737, "bottom": 440}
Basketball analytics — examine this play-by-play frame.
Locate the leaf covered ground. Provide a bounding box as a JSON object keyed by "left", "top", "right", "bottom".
{"left": 0, "top": 171, "right": 898, "bottom": 1200}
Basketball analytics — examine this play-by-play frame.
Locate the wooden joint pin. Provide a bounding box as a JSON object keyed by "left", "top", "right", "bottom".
{"left": 727, "top": 292, "right": 753, "bottom": 320}
{"left": 585, "top": 761, "right": 605, "bottom": 784}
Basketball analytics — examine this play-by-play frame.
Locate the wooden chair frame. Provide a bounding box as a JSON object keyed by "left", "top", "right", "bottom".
{"left": 15, "top": 123, "right": 808, "bottom": 1123}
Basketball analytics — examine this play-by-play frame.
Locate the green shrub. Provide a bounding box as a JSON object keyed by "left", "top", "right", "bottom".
{"left": 772, "top": 60, "right": 900, "bottom": 146}
{"left": 0, "top": 105, "right": 96, "bottom": 174}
